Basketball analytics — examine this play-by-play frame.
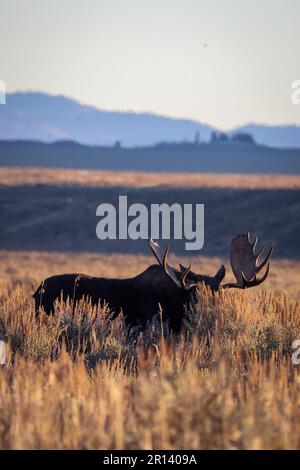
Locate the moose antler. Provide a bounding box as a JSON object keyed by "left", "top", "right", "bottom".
{"left": 149, "top": 239, "right": 197, "bottom": 290}
{"left": 223, "top": 233, "right": 274, "bottom": 289}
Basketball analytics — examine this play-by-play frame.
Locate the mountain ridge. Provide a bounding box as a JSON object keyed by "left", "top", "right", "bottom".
{"left": 1, "top": 91, "right": 300, "bottom": 148}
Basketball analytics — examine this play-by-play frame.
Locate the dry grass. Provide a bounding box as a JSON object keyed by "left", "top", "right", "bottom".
{"left": 1, "top": 250, "right": 299, "bottom": 298}
{"left": 1, "top": 252, "right": 300, "bottom": 450}
{"left": 1, "top": 166, "right": 300, "bottom": 449}
{"left": 1, "top": 166, "right": 300, "bottom": 189}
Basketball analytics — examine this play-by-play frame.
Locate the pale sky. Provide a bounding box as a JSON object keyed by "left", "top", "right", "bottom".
{"left": 1, "top": 0, "right": 300, "bottom": 129}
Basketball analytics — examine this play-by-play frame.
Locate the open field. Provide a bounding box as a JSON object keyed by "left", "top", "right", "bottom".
{"left": 1, "top": 167, "right": 300, "bottom": 189}
{"left": 1, "top": 167, "right": 300, "bottom": 449}
{"left": 0, "top": 252, "right": 300, "bottom": 449}
{"left": 1, "top": 140, "right": 300, "bottom": 173}
{"left": 1, "top": 250, "right": 300, "bottom": 299}
{"left": 1, "top": 167, "right": 300, "bottom": 258}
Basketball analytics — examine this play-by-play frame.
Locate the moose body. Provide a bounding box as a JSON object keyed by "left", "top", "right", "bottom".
{"left": 33, "top": 234, "right": 274, "bottom": 333}
{"left": 33, "top": 265, "right": 200, "bottom": 332}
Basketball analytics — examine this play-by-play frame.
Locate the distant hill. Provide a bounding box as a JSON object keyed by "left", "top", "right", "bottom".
{"left": 229, "top": 124, "right": 300, "bottom": 149}
{"left": 0, "top": 92, "right": 214, "bottom": 147}
{"left": 0, "top": 140, "right": 300, "bottom": 174}
{"left": 1, "top": 92, "right": 300, "bottom": 148}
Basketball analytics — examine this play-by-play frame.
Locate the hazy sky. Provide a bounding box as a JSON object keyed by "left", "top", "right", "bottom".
{"left": 1, "top": 0, "right": 300, "bottom": 129}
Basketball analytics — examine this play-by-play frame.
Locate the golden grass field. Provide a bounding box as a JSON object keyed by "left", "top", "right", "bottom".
{"left": 1, "top": 167, "right": 300, "bottom": 450}
{"left": 1, "top": 166, "right": 300, "bottom": 189}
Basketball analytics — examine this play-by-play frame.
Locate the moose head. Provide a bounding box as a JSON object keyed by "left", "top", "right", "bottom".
{"left": 149, "top": 232, "right": 274, "bottom": 293}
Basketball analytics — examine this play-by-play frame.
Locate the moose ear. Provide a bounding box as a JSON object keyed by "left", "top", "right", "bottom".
{"left": 214, "top": 265, "right": 226, "bottom": 283}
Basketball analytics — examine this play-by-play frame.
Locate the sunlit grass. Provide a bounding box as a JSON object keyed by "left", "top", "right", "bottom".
{"left": 1, "top": 166, "right": 300, "bottom": 189}
{"left": 0, "top": 275, "right": 300, "bottom": 449}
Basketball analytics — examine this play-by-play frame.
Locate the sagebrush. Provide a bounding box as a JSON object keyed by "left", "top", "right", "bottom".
{"left": 0, "top": 278, "right": 300, "bottom": 450}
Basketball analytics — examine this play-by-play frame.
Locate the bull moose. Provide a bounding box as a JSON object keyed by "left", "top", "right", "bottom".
{"left": 33, "top": 233, "right": 274, "bottom": 333}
